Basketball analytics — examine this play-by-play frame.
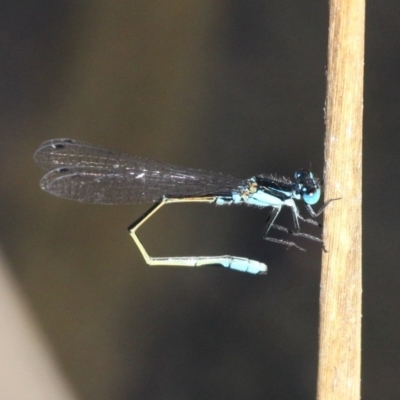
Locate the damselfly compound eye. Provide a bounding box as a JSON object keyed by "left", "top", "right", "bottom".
{"left": 301, "top": 186, "right": 321, "bottom": 205}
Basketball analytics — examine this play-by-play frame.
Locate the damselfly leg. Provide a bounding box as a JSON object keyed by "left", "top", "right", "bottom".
{"left": 262, "top": 198, "right": 340, "bottom": 251}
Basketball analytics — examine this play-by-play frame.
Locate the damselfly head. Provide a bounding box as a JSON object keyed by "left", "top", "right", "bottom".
{"left": 294, "top": 169, "right": 321, "bottom": 205}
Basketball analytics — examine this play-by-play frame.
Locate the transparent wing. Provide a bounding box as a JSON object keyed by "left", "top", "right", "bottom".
{"left": 34, "top": 139, "right": 245, "bottom": 204}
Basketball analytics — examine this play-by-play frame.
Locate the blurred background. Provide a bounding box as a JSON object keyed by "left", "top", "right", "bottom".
{"left": 0, "top": 1, "right": 397, "bottom": 399}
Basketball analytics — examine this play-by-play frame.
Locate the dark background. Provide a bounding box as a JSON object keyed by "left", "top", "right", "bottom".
{"left": 0, "top": 1, "right": 397, "bottom": 399}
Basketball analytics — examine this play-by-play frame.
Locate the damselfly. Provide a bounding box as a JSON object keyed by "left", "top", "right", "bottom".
{"left": 34, "top": 138, "right": 336, "bottom": 275}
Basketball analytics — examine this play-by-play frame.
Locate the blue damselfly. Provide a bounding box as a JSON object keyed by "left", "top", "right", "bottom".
{"left": 34, "top": 139, "right": 337, "bottom": 275}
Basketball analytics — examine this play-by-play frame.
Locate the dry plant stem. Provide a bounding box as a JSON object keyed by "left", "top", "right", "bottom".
{"left": 317, "top": 0, "right": 364, "bottom": 399}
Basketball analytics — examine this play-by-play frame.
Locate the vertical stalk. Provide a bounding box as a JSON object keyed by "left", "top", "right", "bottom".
{"left": 317, "top": 0, "right": 364, "bottom": 399}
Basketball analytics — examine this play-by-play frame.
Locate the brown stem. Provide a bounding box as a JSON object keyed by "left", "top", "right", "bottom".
{"left": 317, "top": 0, "right": 364, "bottom": 399}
